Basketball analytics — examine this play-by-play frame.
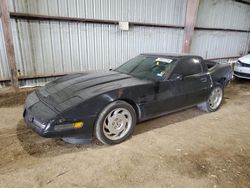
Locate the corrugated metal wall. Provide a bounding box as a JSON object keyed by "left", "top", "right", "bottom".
{"left": 197, "top": 0, "right": 250, "bottom": 30}
{"left": 8, "top": 0, "right": 186, "bottom": 79}
{"left": 11, "top": 20, "right": 184, "bottom": 77}
{"left": 192, "top": 0, "right": 250, "bottom": 58}
{"left": 191, "top": 31, "right": 249, "bottom": 59}
{"left": 8, "top": 0, "right": 187, "bottom": 25}
{"left": 0, "top": 0, "right": 250, "bottom": 87}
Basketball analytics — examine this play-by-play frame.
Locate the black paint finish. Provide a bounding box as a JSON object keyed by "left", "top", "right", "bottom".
{"left": 23, "top": 54, "right": 233, "bottom": 140}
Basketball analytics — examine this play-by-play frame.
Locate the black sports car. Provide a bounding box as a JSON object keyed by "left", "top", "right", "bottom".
{"left": 24, "top": 54, "right": 232, "bottom": 144}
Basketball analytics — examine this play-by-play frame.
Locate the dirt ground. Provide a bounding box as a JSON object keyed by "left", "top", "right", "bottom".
{"left": 0, "top": 81, "right": 249, "bottom": 188}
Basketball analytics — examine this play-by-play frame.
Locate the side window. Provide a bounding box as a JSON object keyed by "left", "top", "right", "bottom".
{"left": 173, "top": 58, "right": 202, "bottom": 76}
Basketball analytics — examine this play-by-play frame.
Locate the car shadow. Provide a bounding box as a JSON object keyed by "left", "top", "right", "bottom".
{"left": 134, "top": 107, "right": 205, "bottom": 136}
{"left": 16, "top": 107, "right": 206, "bottom": 158}
{"left": 16, "top": 120, "right": 103, "bottom": 158}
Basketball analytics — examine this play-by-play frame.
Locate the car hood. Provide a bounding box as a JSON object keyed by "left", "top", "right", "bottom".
{"left": 37, "top": 71, "right": 151, "bottom": 112}
{"left": 239, "top": 54, "right": 250, "bottom": 64}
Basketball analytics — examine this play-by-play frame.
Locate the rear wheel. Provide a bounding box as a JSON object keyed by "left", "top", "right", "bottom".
{"left": 198, "top": 84, "right": 224, "bottom": 112}
{"left": 95, "top": 101, "right": 136, "bottom": 145}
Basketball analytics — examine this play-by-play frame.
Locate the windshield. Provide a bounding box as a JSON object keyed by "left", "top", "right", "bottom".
{"left": 115, "top": 55, "right": 177, "bottom": 80}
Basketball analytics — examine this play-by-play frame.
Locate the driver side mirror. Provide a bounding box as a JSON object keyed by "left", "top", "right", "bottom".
{"left": 169, "top": 73, "right": 184, "bottom": 81}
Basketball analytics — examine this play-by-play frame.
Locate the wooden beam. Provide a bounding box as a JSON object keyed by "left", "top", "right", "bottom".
{"left": 10, "top": 12, "right": 250, "bottom": 33}
{"left": 0, "top": 0, "right": 19, "bottom": 89}
{"left": 234, "top": 0, "right": 250, "bottom": 5}
{"left": 182, "top": 0, "right": 200, "bottom": 53}
{"left": 10, "top": 12, "right": 184, "bottom": 29}
{"left": 195, "top": 26, "right": 250, "bottom": 33}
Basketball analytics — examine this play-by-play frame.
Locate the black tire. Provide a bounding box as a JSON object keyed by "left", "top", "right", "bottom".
{"left": 95, "top": 100, "right": 136, "bottom": 145}
{"left": 197, "top": 83, "right": 224, "bottom": 112}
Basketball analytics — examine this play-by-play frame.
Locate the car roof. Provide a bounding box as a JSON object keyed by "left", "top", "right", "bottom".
{"left": 140, "top": 53, "right": 202, "bottom": 59}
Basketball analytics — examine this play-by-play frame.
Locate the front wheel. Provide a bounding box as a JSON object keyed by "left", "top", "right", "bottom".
{"left": 95, "top": 101, "right": 136, "bottom": 145}
{"left": 198, "top": 84, "right": 224, "bottom": 112}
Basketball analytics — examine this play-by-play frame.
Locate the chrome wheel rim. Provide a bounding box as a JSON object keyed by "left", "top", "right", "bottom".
{"left": 103, "top": 108, "right": 132, "bottom": 140}
{"left": 208, "top": 87, "right": 223, "bottom": 110}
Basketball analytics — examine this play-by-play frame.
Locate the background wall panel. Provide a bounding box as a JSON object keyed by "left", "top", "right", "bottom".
{"left": 8, "top": 0, "right": 187, "bottom": 26}
{"left": 10, "top": 19, "right": 184, "bottom": 78}
{"left": 190, "top": 30, "right": 249, "bottom": 59}
{"left": 196, "top": 0, "right": 250, "bottom": 30}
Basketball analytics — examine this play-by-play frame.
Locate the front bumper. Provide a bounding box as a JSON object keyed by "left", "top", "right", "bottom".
{"left": 234, "top": 65, "right": 250, "bottom": 79}
{"left": 23, "top": 91, "right": 95, "bottom": 139}
{"left": 234, "top": 71, "right": 250, "bottom": 79}
{"left": 23, "top": 108, "right": 63, "bottom": 137}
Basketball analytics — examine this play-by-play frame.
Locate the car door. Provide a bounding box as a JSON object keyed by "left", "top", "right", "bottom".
{"left": 182, "top": 73, "right": 211, "bottom": 106}
{"left": 168, "top": 57, "right": 210, "bottom": 107}
{"left": 154, "top": 78, "right": 190, "bottom": 113}
{"left": 147, "top": 57, "right": 210, "bottom": 116}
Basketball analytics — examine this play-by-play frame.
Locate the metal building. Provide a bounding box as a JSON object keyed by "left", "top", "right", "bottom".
{"left": 0, "top": 0, "right": 250, "bottom": 88}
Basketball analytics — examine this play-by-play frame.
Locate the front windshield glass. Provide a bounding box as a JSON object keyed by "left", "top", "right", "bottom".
{"left": 115, "top": 55, "right": 177, "bottom": 80}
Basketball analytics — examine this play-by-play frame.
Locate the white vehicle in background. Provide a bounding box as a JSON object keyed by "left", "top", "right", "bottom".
{"left": 234, "top": 54, "right": 250, "bottom": 79}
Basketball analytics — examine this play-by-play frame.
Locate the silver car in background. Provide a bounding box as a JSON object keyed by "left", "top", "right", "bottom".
{"left": 234, "top": 54, "right": 250, "bottom": 79}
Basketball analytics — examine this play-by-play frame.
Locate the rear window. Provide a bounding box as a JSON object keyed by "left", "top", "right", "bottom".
{"left": 173, "top": 58, "right": 202, "bottom": 76}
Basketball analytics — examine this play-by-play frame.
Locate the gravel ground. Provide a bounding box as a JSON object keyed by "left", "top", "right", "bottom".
{"left": 0, "top": 81, "right": 249, "bottom": 188}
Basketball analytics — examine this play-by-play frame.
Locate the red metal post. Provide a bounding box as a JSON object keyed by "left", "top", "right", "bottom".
{"left": 182, "top": 0, "right": 200, "bottom": 53}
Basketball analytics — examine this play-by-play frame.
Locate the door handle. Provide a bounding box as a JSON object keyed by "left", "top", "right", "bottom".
{"left": 200, "top": 78, "right": 207, "bottom": 82}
